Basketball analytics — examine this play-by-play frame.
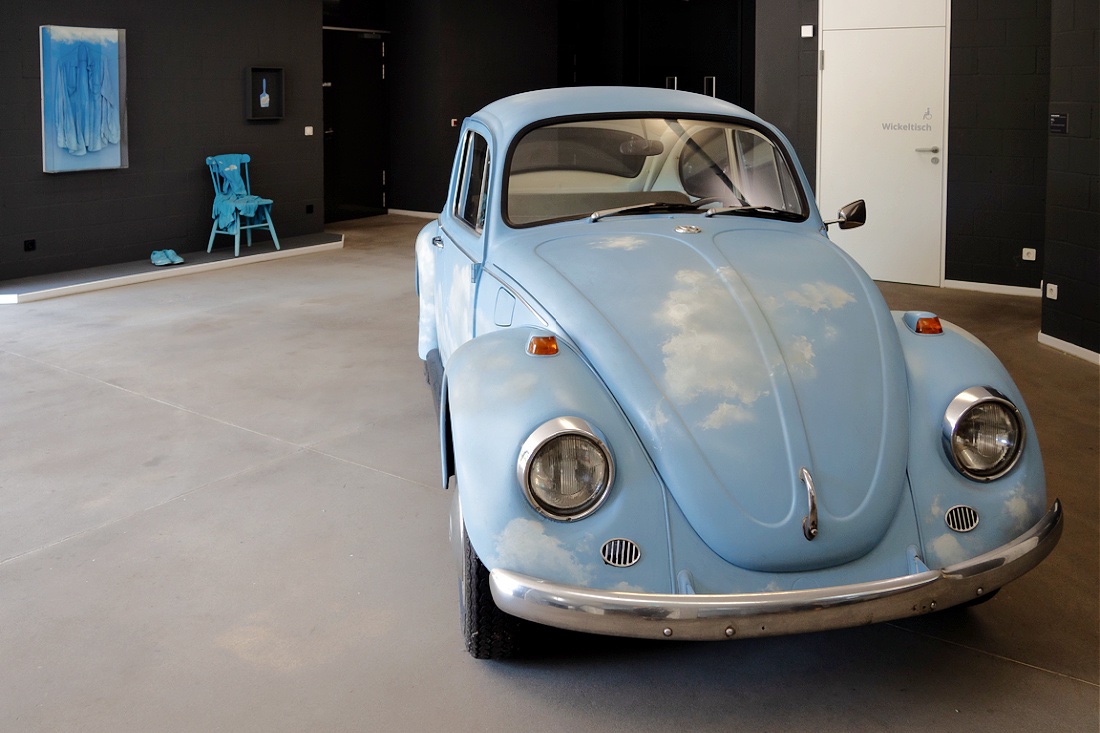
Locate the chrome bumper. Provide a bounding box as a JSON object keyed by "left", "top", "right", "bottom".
{"left": 489, "top": 500, "right": 1062, "bottom": 641}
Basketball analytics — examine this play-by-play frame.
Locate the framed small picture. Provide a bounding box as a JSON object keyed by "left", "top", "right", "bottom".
{"left": 40, "top": 25, "right": 129, "bottom": 172}
{"left": 246, "top": 67, "right": 284, "bottom": 120}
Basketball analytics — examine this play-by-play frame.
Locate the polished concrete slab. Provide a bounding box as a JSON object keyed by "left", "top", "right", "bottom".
{"left": 0, "top": 215, "right": 1095, "bottom": 732}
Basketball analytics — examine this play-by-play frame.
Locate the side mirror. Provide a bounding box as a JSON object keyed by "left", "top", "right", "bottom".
{"left": 824, "top": 199, "right": 866, "bottom": 230}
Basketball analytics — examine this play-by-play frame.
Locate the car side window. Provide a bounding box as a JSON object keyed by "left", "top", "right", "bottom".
{"left": 456, "top": 132, "right": 491, "bottom": 232}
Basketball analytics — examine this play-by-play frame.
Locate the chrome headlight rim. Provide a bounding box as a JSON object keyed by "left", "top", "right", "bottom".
{"left": 942, "top": 386, "right": 1026, "bottom": 482}
{"left": 516, "top": 417, "right": 615, "bottom": 521}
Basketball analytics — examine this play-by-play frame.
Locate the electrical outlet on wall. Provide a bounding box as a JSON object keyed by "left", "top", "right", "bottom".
{"left": 1022, "top": 248, "right": 1036, "bottom": 261}
{"left": 1045, "top": 283, "right": 1058, "bottom": 300}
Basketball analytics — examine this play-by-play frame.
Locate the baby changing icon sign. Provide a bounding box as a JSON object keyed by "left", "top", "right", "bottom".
{"left": 923, "top": 107, "right": 933, "bottom": 120}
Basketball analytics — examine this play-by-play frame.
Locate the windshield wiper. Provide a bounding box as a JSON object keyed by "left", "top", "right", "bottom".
{"left": 589, "top": 201, "right": 706, "bottom": 222}
{"left": 704, "top": 205, "right": 797, "bottom": 219}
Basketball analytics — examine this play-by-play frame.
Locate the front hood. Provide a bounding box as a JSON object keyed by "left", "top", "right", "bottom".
{"left": 496, "top": 220, "right": 909, "bottom": 572}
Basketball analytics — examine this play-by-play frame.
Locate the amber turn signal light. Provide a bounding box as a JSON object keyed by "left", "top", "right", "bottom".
{"left": 915, "top": 317, "right": 943, "bottom": 335}
{"left": 527, "top": 335, "right": 559, "bottom": 356}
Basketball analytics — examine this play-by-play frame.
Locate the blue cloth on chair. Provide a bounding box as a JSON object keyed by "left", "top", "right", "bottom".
{"left": 208, "top": 155, "right": 273, "bottom": 230}
{"left": 213, "top": 193, "right": 270, "bottom": 229}
{"left": 205, "top": 153, "right": 280, "bottom": 257}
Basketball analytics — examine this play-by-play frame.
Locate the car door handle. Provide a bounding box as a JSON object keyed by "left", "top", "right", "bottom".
{"left": 915, "top": 146, "right": 940, "bottom": 154}
{"left": 432, "top": 236, "right": 443, "bottom": 248}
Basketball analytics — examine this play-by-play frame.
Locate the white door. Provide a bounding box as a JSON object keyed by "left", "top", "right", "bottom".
{"left": 817, "top": 2, "right": 949, "bottom": 286}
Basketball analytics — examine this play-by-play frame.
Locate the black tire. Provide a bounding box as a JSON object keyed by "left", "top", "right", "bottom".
{"left": 460, "top": 527, "right": 525, "bottom": 659}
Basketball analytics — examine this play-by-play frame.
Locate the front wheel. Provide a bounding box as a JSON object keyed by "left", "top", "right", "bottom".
{"left": 460, "top": 526, "right": 525, "bottom": 659}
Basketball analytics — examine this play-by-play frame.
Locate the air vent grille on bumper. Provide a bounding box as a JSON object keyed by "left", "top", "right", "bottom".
{"left": 601, "top": 538, "right": 641, "bottom": 567}
{"left": 945, "top": 505, "right": 980, "bottom": 532}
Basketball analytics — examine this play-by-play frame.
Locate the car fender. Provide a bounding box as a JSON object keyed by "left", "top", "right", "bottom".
{"left": 895, "top": 313, "right": 1048, "bottom": 569}
{"left": 414, "top": 219, "right": 442, "bottom": 360}
{"left": 443, "top": 326, "right": 677, "bottom": 593}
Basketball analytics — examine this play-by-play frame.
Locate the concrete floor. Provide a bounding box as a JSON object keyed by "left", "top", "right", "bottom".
{"left": 0, "top": 214, "right": 1096, "bottom": 732}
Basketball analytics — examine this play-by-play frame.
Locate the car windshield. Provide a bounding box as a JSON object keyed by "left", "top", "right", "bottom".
{"left": 505, "top": 117, "right": 806, "bottom": 226}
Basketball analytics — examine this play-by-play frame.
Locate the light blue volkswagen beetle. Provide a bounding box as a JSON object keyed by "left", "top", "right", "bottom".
{"left": 414, "top": 87, "right": 1063, "bottom": 659}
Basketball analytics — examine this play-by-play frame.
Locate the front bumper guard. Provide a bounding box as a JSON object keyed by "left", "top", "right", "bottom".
{"left": 489, "top": 500, "right": 1063, "bottom": 641}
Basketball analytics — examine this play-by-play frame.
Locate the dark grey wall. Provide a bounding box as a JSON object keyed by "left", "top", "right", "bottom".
{"left": 753, "top": 0, "right": 819, "bottom": 187}
{"left": 1041, "top": 0, "right": 1099, "bottom": 352}
{"left": 381, "top": 0, "right": 447, "bottom": 213}
{"left": 945, "top": 0, "right": 1051, "bottom": 288}
{"left": 1, "top": 0, "right": 324, "bottom": 281}
{"left": 558, "top": 1, "right": 755, "bottom": 110}
{"left": 385, "top": 0, "right": 755, "bottom": 214}
{"left": 385, "top": 0, "right": 559, "bottom": 213}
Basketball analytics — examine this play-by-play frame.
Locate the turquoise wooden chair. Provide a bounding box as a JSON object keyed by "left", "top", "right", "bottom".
{"left": 205, "top": 154, "right": 280, "bottom": 257}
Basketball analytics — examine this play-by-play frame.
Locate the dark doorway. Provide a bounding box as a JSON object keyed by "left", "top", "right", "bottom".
{"left": 559, "top": 0, "right": 755, "bottom": 109}
{"left": 323, "top": 28, "right": 387, "bottom": 222}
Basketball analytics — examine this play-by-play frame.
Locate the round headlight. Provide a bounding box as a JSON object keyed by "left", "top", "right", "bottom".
{"left": 518, "top": 417, "right": 614, "bottom": 520}
{"left": 943, "top": 387, "right": 1025, "bottom": 481}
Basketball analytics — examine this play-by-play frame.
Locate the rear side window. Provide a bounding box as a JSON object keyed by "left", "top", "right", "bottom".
{"left": 455, "top": 132, "right": 491, "bottom": 231}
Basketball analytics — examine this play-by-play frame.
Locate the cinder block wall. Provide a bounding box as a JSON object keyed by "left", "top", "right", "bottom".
{"left": 1041, "top": 0, "right": 1099, "bottom": 353}
{"left": 753, "top": 0, "right": 819, "bottom": 187}
{"left": 0, "top": 0, "right": 324, "bottom": 281}
{"left": 383, "top": 0, "right": 559, "bottom": 214}
{"left": 945, "top": 0, "right": 1051, "bottom": 288}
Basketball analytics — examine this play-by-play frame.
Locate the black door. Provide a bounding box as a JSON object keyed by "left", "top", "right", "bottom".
{"left": 323, "top": 29, "right": 387, "bottom": 222}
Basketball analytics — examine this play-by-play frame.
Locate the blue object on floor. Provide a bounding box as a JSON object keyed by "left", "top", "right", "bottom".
{"left": 205, "top": 154, "right": 281, "bottom": 257}
{"left": 164, "top": 249, "right": 184, "bottom": 264}
{"left": 150, "top": 250, "right": 171, "bottom": 267}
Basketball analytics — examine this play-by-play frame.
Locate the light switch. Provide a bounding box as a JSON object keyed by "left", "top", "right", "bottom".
{"left": 801, "top": 25, "right": 815, "bottom": 38}
{"left": 304, "top": 126, "right": 314, "bottom": 136}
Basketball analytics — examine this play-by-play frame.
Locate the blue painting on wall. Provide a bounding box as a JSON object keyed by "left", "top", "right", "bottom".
{"left": 40, "top": 26, "right": 128, "bottom": 173}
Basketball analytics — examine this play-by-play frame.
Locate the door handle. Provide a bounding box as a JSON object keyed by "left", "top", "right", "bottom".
{"left": 915, "top": 146, "right": 940, "bottom": 154}
{"left": 431, "top": 236, "right": 443, "bottom": 248}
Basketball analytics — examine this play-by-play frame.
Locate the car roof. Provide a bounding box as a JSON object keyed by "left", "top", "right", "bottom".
{"left": 470, "top": 86, "right": 767, "bottom": 143}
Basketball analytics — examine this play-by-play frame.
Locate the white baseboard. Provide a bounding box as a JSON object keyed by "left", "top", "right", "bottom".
{"left": 386, "top": 209, "right": 439, "bottom": 220}
{"left": 943, "top": 279, "right": 1042, "bottom": 298}
{"left": 1037, "top": 332, "right": 1100, "bottom": 365}
{"left": 2, "top": 238, "right": 344, "bottom": 304}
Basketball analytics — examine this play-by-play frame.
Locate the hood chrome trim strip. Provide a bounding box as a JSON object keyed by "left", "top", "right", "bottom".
{"left": 800, "top": 467, "right": 819, "bottom": 541}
